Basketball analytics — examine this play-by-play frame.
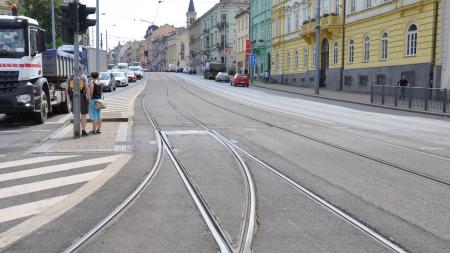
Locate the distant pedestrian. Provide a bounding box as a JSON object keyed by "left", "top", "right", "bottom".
{"left": 264, "top": 71, "right": 270, "bottom": 83}
{"left": 69, "top": 65, "right": 89, "bottom": 136}
{"left": 88, "top": 72, "right": 103, "bottom": 134}
{"left": 397, "top": 75, "right": 409, "bottom": 100}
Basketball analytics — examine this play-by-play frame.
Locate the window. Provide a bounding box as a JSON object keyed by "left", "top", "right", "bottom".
{"left": 30, "top": 29, "right": 38, "bottom": 55}
{"left": 364, "top": 36, "right": 370, "bottom": 62}
{"left": 366, "top": 0, "right": 372, "bottom": 8}
{"left": 350, "top": 0, "right": 356, "bottom": 13}
{"left": 295, "top": 13, "right": 300, "bottom": 31}
{"left": 303, "top": 48, "right": 308, "bottom": 67}
{"left": 333, "top": 42, "right": 338, "bottom": 65}
{"left": 180, "top": 43, "right": 185, "bottom": 60}
{"left": 335, "top": 0, "right": 340, "bottom": 14}
{"left": 287, "top": 51, "right": 291, "bottom": 69}
{"left": 312, "top": 47, "right": 317, "bottom": 67}
{"left": 275, "top": 53, "right": 280, "bottom": 72}
{"left": 287, "top": 15, "right": 292, "bottom": 33}
{"left": 381, "top": 32, "right": 388, "bottom": 60}
{"left": 221, "top": 35, "right": 225, "bottom": 47}
{"left": 349, "top": 40, "right": 354, "bottom": 63}
{"left": 221, "top": 14, "right": 227, "bottom": 24}
{"left": 273, "top": 19, "right": 279, "bottom": 37}
{"left": 407, "top": 24, "right": 417, "bottom": 56}
{"left": 295, "top": 50, "right": 299, "bottom": 68}
{"left": 376, "top": 74, "right": 386, "bottom": 85}
{"left": 344, "top": 76, "right": 352, "bottom": 86}
{"left": 359, "top": 75, "right": 368, "bottom": 86}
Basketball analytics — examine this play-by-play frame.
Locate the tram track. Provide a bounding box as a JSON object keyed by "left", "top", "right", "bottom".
{"left": 164, "top": 79, "right": 409, "bottom": 253}
{"left": 176, "top": 74, "right": 450, "bottom": 187}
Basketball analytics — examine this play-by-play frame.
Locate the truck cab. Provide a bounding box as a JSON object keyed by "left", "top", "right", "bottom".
{"left": 0, "top": 14, "right": 71, "bottom": 123}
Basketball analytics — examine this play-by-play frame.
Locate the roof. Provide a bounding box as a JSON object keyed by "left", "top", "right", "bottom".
{"left": 0, "top": 15, "right": 39, "bottom": 26}
{"left": 188, "top": 0, "right": 195, "bottom": 12}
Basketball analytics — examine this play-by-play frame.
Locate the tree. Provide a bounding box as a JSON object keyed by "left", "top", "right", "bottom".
{"left": 9, "top": 0, "right": 64, "bottom": 48}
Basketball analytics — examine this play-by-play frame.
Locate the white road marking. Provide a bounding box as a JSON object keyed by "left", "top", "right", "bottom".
{"left": 163, "top": 130, "right": 210, "bottom": 135}
{"left": 0, "top": 170, "right": 103, "bottom": 199}
{"left": 0, "top": 130, "right": 21, "bottom": 133}
{"left": 0, "top": 155, "right": 78, "bottom": 170}
{"left": 420, "top": 147, "right": 446, "bottom": 150}
{"left": 0, "top": 195, "right": 69, "bottom": 223}
{"left": 31, "top": 130, "right": 52, "bottom": 132}
{"left": 0, "top": 155, "right": 120, "bottom": 182}
{"left": 115, "top": 122, "right": 128, "bottom": 143}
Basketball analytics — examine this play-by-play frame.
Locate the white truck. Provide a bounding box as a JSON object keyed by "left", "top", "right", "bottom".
{"left": 0, "top": 14, "right": 73, "bottom": 123}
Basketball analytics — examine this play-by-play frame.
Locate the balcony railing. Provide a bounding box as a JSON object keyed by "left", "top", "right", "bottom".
{"left": 300, "top": 14, "right": 343, "bottom": 37}
{"left": 216, "top": 22, "right": 227, "bottom": 29}
{"left": 371, "top": 85, "right": 449, "bottom": 114}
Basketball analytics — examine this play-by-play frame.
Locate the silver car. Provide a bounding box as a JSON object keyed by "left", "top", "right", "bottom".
{"left": 99, "top": 72, "right": 116, "bottom": 92}
{"left": 215, "top": 72, "right": 230, "bottom": 82}
{"left": 130, "top": 66, "right": 143, "bottom": 79}
{"left": 112, "top": 71, "right": 129, "bottom": 87}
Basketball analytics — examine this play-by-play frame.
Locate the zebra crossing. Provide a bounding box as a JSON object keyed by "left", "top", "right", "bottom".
{"left": 102, "top": 81, "right": 145, "bottom": 114}
{"left": 0, "top": 154, "right": 120, "bottom": 235}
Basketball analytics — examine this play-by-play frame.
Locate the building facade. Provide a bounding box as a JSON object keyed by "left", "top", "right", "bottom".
{"left": 167, "top": 28, "right": 190, "bottom": 69}
{"left": 189, "top": 0, "right": 250, "bottom": 73}
{"left": 271, "top": 0, "right": 443, "bottom": 93}
{"left": 144, "top": 24, "right": 177, "bottom": 71}
{"left": 250, "top": 0, "right": 272, "bottom": 80}
{"left": 441, "top": 0, "right": 450, "bottom": 88}
{"left": 235, "top": 10, "right": 250, "bottom": 74}
{"left": 0, "top": 0, "right": 9, "bottom": 15}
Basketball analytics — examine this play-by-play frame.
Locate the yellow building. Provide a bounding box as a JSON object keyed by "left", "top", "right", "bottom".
{"left": 271, "top": 0, "right": 442, "bottom": 92}
{"left": 235, "top": 10, "right": 250, "bottom": 74}
{"left": 0, "top": 0, "right": 10, "bottom": 14}
{"left": 166, "top": 28, "right": 190, "bottom": 69}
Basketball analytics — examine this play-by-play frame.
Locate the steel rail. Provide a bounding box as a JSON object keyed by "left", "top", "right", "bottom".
{"left": 162, "top": 79, "right": 408, "bottom": 253}
{"left": 166, "top": 96, "right": 256, "bottom": 253}
{"left": 63, "top": 74, "right": 164, "bottom": 253}
{"left": 176, "top": 75, "right": 450, "bottom": 187}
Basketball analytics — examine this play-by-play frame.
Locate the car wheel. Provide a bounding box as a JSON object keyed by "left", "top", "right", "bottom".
{"left": 33, "top": 92, "right": 49, "bottom": 123}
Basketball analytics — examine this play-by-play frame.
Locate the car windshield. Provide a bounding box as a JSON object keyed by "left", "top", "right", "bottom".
{"left": 130, "top": 67, "right": 139, "bottom": 71}
{"left": 127, "top": 72, "right": 134, "bottom": 76}
{"left": 99, "top": 73, "right": 110, "bottom": 80}
{"left": 0, "top": 29, "right": 26, "bottom": 57}
{"left": 112, "top": 72, "right": 124, "bottom": 77}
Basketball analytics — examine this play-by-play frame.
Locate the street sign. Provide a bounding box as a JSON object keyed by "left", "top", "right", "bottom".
{"left": 250, "top": 53, "right": 256, "bottom": 66}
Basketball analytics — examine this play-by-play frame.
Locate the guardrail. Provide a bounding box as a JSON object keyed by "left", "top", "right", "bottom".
{"left": 370, "top": 85, "right": 449, "bottom": 114}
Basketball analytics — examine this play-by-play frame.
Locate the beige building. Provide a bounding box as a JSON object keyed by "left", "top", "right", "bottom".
{"left": 166, "top": 28, "right": 190, "bottom": 69}
{"left": 235, "top": 10, "right": 249, "bottom": 74}
{"left": 0, "top": 0, "right": 9, "bottom": 14}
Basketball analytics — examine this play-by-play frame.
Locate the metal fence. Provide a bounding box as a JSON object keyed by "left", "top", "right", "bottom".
{"left": 370, "top": 85, "right": 449, "bottom": 114}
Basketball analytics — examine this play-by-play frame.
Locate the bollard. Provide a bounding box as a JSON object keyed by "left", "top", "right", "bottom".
{"left": 370, "top": 85, "right": 374, "bottom": 103}
{"left": 444, "top": 89, "right": 448, "bottom": 113}
{"left": 424, "top": 88, "right": 429, "bottom": 111}
{"left": 408, "top": 87, "right": 412, "bottom": 108}
{"left": 394, "top": 86, "right": 398, "bottom": 107}
{"left": 381, "top": 85, "right": 385, "bottom": 105}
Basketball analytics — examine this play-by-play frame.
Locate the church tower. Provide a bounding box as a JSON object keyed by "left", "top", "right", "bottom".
{"left": 186, "top": 0, "right": 197, "bottom": 28}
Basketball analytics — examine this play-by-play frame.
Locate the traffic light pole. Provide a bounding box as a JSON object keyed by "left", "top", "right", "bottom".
{"left": 73, "top": 0, "right": 81, "bottom": 138}
{"left": 96, "top": 0, "right": 100, "bottom": 72}
{"left": 314, "top": 0, "right": 321, "bottom": 95}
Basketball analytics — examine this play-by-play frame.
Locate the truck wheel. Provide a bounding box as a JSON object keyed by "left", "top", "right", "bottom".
{"left": 58, "top": 91, "right": 71, "bottom": 114}
{"left": 33, "top": 92, "right": 49, "bottom": 123}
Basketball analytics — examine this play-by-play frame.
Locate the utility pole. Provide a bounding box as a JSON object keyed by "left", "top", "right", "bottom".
{"left": 73, "top": 0, "right": 81, "bottom": 138}
{"left": 314, "top": 0, "right": 321, "bottom": 95}
{"left": 100, "top": 33, "right": 103, "bottom": 49}
{"left": 51, "top": 0, "right": 56, "bottom": 48}
{"left": 106, "top": 29, "right": 108, "bottom": 52}
{"left": 96, "top": 0, "right": 100, "bottom": 72}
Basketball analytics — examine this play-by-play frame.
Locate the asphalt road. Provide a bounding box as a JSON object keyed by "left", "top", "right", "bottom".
{"left": 2, "top": 73, "right": 449, "bottom": 252}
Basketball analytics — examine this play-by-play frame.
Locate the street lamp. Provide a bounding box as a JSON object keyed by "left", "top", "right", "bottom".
{"left": 314, "top": 0, "right": 321, "bottom": 95}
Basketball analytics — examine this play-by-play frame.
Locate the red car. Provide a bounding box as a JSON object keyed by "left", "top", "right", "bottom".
{"left": 127, "top": 71, "right": 137, "bottom": 82}
{"left": 230, "top": 74, "right": 249, "bottom": 87}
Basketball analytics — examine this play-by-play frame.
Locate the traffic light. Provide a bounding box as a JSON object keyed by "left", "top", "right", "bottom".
{"left": 59, "top": 3, "right": 77, "bottom": 43}
{"left": 78, "top": 4, "right": 96, "bottom": 33}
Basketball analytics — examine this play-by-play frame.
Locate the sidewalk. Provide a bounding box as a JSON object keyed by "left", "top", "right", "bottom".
{"left": 252, "top": 81, "right": 449, "bottom": 117}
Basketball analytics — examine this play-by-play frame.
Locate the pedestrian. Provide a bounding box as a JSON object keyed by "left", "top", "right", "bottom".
{"left": 397, "top": 75, "right": 409, "bottom": 100}
{"left": 69, "top": 65, "right": 89, "bottom": 136}
{"left": 264, "top": 70, "right": 270, "bottom": 83}
{"left": 88, "top": 72, "right": 103, "bottom": 134}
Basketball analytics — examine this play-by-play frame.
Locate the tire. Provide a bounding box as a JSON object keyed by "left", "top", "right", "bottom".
{"left": 58, "top": 90, "right": 71, "bottom": 114}
{"left": 33, "top": 92, "right": 49, "bottom": 123}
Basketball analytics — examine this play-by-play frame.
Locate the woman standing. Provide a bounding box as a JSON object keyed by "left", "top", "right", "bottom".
{"left": 88, "top": 72, "right": 103, "bottom": 134}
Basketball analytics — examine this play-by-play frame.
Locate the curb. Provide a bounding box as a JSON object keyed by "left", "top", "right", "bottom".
{"left": 252, "top": 83, "right": 449, "bottom": 118}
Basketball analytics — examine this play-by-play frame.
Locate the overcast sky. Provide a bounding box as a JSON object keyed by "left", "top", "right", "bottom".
{"left": 80, "top": 0, "right": 219, "bottom": 50}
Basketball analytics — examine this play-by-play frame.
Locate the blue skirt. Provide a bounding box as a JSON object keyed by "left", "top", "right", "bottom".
{"left": 89, "top": 99, "right": 102, "bottom": 121}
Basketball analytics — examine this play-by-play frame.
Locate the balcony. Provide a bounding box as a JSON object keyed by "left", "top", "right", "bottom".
{"left": 203, "top": 28, "right": 209, "bottom": 34}
{"left": 216, "top": 22, "right": 227, "bottom": 29}
{"left": 300, "top": 14, "right": 343, "bottom": 39}
{"left": 215, "top": 43, "right": 225, "bottom": 49}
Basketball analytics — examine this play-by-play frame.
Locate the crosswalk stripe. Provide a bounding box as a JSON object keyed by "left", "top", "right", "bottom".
{"left": 0, "top": 195, "right": 69, "bottom": 223}
{"left": 0, "top": 170, "right": 103, "bottom": 199}
{"left": 0, "top": 156, "right": 78, "bottom": 170}
{"left": 0, "top": 155, "right": 120, "bottom": 182}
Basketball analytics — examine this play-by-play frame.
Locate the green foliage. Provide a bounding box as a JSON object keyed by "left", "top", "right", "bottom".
{"left": 9, "top": 0, "right": 64, "bottom": 48}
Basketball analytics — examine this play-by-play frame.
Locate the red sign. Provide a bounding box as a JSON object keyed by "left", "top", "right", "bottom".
{"left": 245, "top": 40, "right": 251, "bottom": 58}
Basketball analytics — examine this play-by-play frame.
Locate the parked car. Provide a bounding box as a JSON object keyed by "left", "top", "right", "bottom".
{"left": 176, "top": 67, "right": 184, "bottom": 73}
{"left": 127, "top": 71, "right": 137, "bottom": 82}
{"left": 168, "top": 64, "right": 177, "bottom": 72}
{"left": 112, "top": 71, "right": 128, "bottom": 87}
{"left": 183, "top": 67, "right": 190, "bottom": 74}
{"left": 230, "top": 74, "right": 249, "bottom": 87}
{"left": 204, "top": 62, "right": 226, "bottom": 79}
{"left": 215, "top": 72, "right": 230, "bottom": 82}
{"left": 130, "top": 66, "right": 143, "bottom": 79}
{"left": 99, "top": 72, "right": 116, "bottom": 92}
{"left": 188, "top": 67, "right": 196, "bottom": 74}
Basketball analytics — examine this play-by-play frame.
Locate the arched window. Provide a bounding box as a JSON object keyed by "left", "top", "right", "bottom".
{"left": 407, "top": 24, "right": 417, "bottom": 56}
{"left": 335, "top": 0, "right": 340, "bottom": 14}
{"left": 333, "top": 42, "right": 338, "bottom": 65}
{"left": 295, "top": 12, "right": 300, "bottom": 31}
{"left": 287, "top": 15, "right": 292, "bottom": 33}
{"left": 364, "top": 36, "right": 370, "bottom": 62}
{"left": 287, "top": 51, "right": 291, "bottom": 69}
{"left": 295, "top": 50, "right": 299, "bottom": 68}
{"left": 349, "top": 40, "right": 354, "bottom": 63}
{"left": 312, "top": 47, "right": 317, "bottom": 67}
{"left": 303, "top": 48, "right": 308, "bottom": 67}
{"left": 381, "top": 32, "right": 388, "bottom": 60}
